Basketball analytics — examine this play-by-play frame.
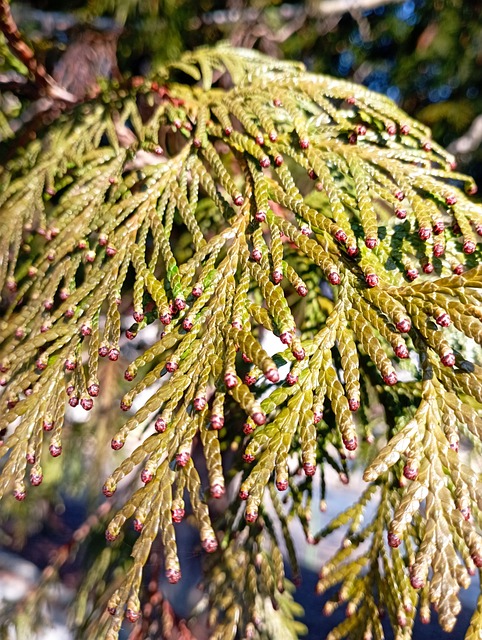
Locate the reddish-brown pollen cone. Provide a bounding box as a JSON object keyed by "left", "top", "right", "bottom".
{"left": 410, "top": 574, "right": 425, "bottom": 590}
{"left": 210, "top": 484, "right": 225, "bottom": 499}
{"left": 171, "top": 508, "right": 185, "bottom": 523}
{"left": 210, "top": 415, "right": 224, "bottom": 430}
{"left": 202, "top": 537, "right": 218, "bottom": 553}
{"left": 176, "top": 451, "right": 191, "bottom": 467}
{"left": 405, "top": 268, "right": 419, "bottom": 281}
{"left": 165, "top": 569, "right": 181, "bottom": 584}
{"left": 383, "top": 372, "right": 398, "bottom": 386}
{"left": 252, "top": 412, "right": 266, "bottom": 425}
{"left": 418, "top": 227, "right": 432, "bottom": 241}
{"left": 348, "top": 398, "right": 360, "bottom": 412}
{"left": 125, "top": 610, "right": 140, "bottom": 624}
{"left": 441, "top": 352, "right": 456, "bottom": 367}
{"left": 303, "top": 462, "right": 316, "bottom": 476}
{"left": 276, "top": 479, "right": 289, "bottom": 491}
{"left": 394, "top": 344, "right": 409, "bottom": 359}
{"left": 403, "top": 464, "right": 418, "bottom": 480}
{"left": 224, "top": 372, "right": 237, "bottom": 389}
{"left": 155, "top": 417, "right": 167, "bottom": 432}
{"left": 435, "top": 312, "right": 451, "bottom": 327}
{"left": 265, "top": 368, "right": 280, "bottom": 383}
{"left": 365, "top": 274, "right": 379, "bottom": 288}
{"left": 343, "top": 436, "right": 358, "bottom": 451}
{"left": 140, "top": 469, "right": 153, "bottom": 484}
{"left": 396, "top": 319, "right": 411, "bottom": 333}
{"left": 387, "top": 532, "right": 402, "bottom": 548}
{"left": 111, "top": 438, "right": 124, "bottom": 450}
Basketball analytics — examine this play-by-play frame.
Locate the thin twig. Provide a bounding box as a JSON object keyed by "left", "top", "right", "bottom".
{"left": 0, "top": 0, "right": 76, "bottom": 101}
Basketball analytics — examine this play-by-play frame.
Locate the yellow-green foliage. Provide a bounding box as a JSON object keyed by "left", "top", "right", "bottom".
{"left": 1, "top": 43, "right": 482, "bottom": 639}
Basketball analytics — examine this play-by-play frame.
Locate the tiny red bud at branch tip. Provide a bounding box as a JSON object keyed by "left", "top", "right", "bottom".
{"left": 243, "top": 453, "right": 255, "bottom": 463}
{"left": 155, "top": 417, "right": 167, "bottom": 432}
{"left": 224, "top": 372, "right": 237, "bottom": 388}
{"left": 365, "top": 237, "right": 377, "bottom": 249}
{"left": 245, "top": 511, "right": 258, "bottom": 523}
{"left": 348, "top": 399, "right": 360, "bottom": 412}
{"left": 259, "top": 156, "right": 270, "bottom": 168}
{"left": 111, "top": 438, "right": 124, "bottom": 450}
{"left": 365, "top": 274, "right": 379, "bottom": 287}
{"left": 126, "top": 610, "right": 141, "bottom": 624}
{"left": 171, "top": 508, "right": 184, "bottom": 523}
{"left": 394, "top": 344, "right": 409, "bottom": 359}
{"left": 292, "top": 346, "right": 305, "bottom": 361}
{"left": 328, "top": 271, "right": 341, "bottom": 285}
{"left": 403, "top": 464, "right": 418, "bottom": 480}
{"left": 81, "top": 398, "right": 93, "bottom": 411}
{"left": 193, "top": 397, "right": 207, "bottom": 411}
{"left": 252, "top": 412, "right": 266, "bottom": 425}
{"left": 286, "top": 372, "right": 298, "bottom": 386}
{"left": 244, "top": 373, "right": 257, "bottom": 387}
{"left": 388, "top": 532, "right": 401, "bottom": 548}
{"left": 410, "top": 575, "right": 424, "bottom": 589}
{"left": 463, "top": 240, "right": 476, "bottom": 254}
{"left": 49, "top": 444, "right": 62, "bottom": 458}
{"left": 435, "top": 312, "right": 451, "bottom": 327}
{"left": 141, "top": 469, "right": 153, "bottom": 484}
{"left": 418, "top": 227, "right": 431, "bottom": 241}
{"left": 383, "top": 372, "right": 398, "bottom": 386}
{"left": 211, "top": 415, "right": 224, "bottom": 430}
{"left": 396, "top": 319, "right": 411, "bottom": 333}
{"left": 433, "top": 243, "right": 444, "bottom": 258}
{"left": 276, "top": 479, "right": 288, "bottom": 491}
{"left": 279, "top": 330, "right": 293, "bottom": 345}
{"left": 176, "top": 452, "right": 190, "bottom": 467}
{"left": 166, "top": 569, "right": 181, "bottom": 584}
{"left": 14, "top": 489, "right": 26, "bottom": 502}
{"left": 210, "top": 484, "right": 225, "bottom": 499}
{"left": 343, "top": 437, "right": 358, "bottom": 451}
{"left": 406, "top": 268, "right": 418, "bottom": 281}
{"left": 265, "top": 368, "right": 280, "bottom": 383}
{"left": 303, "top": 463, "right": 316, "bottom": 476}
{"left": 445, "top": 193, "right": 457, "bottom": 205}
{"left": 441, "top": 352, "right": 455, "bottom": 367}
{"left": 202, "top": 538, "right": 218, "bottom": 553}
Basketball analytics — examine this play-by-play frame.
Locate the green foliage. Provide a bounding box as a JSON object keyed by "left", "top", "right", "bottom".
{"left": 1, "top": 40, "right": 482, "bottom": 639}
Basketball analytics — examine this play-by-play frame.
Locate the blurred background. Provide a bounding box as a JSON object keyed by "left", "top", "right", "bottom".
{"left": 1, "top": 0, "right": 482, "bottom": 638}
